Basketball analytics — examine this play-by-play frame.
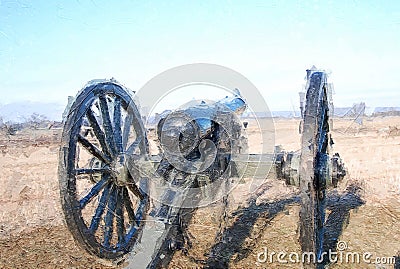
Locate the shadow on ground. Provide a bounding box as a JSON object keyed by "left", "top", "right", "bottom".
{"left": 202, "top": 184, "right": 364, "bottom": 269}
{"left": 320, "top": 184, "right": 365, "bottom": 268}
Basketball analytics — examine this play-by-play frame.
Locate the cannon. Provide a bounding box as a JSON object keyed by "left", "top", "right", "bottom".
{"left": 58, "top": 68, "right": 346, "bottom": 267}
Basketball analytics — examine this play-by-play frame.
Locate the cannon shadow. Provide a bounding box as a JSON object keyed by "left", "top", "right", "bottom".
{"left": 203, "top": 183, "right": 364, "bottom": 269}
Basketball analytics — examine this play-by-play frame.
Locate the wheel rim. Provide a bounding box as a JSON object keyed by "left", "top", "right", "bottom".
{"left": 299, "top": 71, "right": 330, "bottom": 266}
{"left": 59, "top": 81, "right": 149, "bottom": 259}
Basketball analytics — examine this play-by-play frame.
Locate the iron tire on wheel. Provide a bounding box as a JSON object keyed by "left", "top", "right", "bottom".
{"left": 299, "top": 71, "right": 330, "bottom": 268}
{"left": 59, "top": 80, "right": 149, "bottom": 260}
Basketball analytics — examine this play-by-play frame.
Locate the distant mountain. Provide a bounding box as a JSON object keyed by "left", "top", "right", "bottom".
{"left": 373, "top": 107, "right": 400, "bottom": 113}
{"left": 372, "top": 107, "right": 400, "bottom": 116}
{"left": 271, "top": 111, "right": 301, "bottom": 118}
{"left": 244, "top": 106, "right": 400, "bottom": 119}
{"left": 0, "top": 101, "right": 65, "bottom": 123}
{"left": 0, "top": 101, "right": 399, "bottom": 124}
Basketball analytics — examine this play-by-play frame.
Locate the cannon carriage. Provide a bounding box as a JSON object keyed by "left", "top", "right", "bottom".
{"left": 59, "top": 68, "right": 346, "bottom": 268}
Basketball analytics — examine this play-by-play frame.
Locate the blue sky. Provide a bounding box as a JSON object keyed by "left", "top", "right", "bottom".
{"left": 0, "top": 0, "right": 399, "bottom": 111}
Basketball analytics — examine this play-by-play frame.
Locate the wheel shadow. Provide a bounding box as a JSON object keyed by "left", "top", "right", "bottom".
{"left": 203, "top": 183, "right": 364, "bottom": 269}
{"left": 320, "top": 184, "right": 365, "bottom": 268}
{"left": 204, "top": 195, "right": 300, "bottom": 268}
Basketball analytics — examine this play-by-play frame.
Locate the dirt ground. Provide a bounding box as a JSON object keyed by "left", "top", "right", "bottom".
{"left": 0, "top": 116, "right": 399, "bottom": 268}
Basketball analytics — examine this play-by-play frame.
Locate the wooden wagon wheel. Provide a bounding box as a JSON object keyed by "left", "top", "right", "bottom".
{"left": 299, "top": 71, "right": 330, "bottom": 267}
{"left": 58, "top": 80, "right": 149, "bottom": 260}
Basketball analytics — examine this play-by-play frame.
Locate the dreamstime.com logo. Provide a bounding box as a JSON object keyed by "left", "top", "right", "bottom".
{"left": 257, "top": 241, "right": 396, "bottom": 265}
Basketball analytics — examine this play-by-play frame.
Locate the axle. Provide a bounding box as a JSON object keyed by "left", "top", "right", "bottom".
{"left": 274, "top": 147, "right": 346, "bottom": 188}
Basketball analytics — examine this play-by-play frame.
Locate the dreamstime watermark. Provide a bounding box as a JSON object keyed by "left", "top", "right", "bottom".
{"left": 257, "top": 241, "right": 396, "bottom": 265}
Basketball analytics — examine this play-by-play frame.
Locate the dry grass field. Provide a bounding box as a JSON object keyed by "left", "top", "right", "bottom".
{"left": 0, "top": 116, "right": 399, "bottom": 268}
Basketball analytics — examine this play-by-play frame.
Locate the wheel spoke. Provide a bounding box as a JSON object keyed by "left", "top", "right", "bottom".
{"left": 123, "top": 187, "right": 139, "bottom": 227}
{"left": 77, "top": 134, "right": 111, "bottom": 164}
{"left": 317, "top": 106, "right": 328, "bottom": 152}
{"left": 103, "top": 184, "right": 117, "bottom": 248}
{"left": 89, "top": 182, "right": 111, "bottom": 234}
{"left": 126, "top": 136, "right": 143, "bottom": 155}
{"left": 127, "top": 181, "right": 145, "bottom": 201}
{"left": 116, "top": 187, "right": 126, "bottom": 246}
{"left": 86, "top": 108, "right": 112, "bottom": 158}
{"left": 123, "top": 108, "right": 147, "bottom": 154}
{"left": 316, "top": 192, "right": 326, "bottom": 259}
{"left": 79, "top": 174, "right": 110, "bottom": 209}
{"left": 113, "top": 96, "right": 123, "bottom": 154}
{"left": 122, "top": 114, "right": 133, "bottom": 150}
{"left": 99, "top": 94, "right": 117, "bottom": 157}
{"left": 135, "top": 185, "right": 148, "bottom": 222}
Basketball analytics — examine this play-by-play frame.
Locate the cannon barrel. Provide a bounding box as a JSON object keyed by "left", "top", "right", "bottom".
{"left": 156, "top": 93, "right": 246, "bottom": 142}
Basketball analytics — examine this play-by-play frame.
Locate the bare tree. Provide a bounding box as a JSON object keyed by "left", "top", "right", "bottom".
{"left": 26, "top": 113, "right": 48, "bottom": 129}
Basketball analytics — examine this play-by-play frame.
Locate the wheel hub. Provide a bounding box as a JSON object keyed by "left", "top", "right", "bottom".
{"left": 111, "top": 154, "right": 130, "bottom": 186}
